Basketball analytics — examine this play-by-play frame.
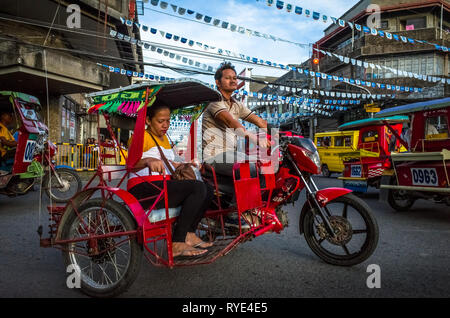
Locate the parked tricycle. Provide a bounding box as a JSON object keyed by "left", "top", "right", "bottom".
{"left": 39, "top": 80, "right": 379, "bottom": 297}
{"left": 0, "top": 91, "right": 81, "bottom": 202}
{"left": 337, "top": 116, "right": 409, "bottom": 193}
{"left": 375, "top": 97, "right": 450, "bottom": 211}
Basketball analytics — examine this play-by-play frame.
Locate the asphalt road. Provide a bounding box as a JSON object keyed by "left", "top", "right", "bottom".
{"left": 0, "top": 175, "right": 449, "bottom": 298}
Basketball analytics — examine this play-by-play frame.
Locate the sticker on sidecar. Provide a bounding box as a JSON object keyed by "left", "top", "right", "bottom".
{"left": 351, "top": 165, "right": 362, "bottom": 178}
{"left": 411, "top": 168, "right": 438, "bottom": 186}
{"left": 23, "top": 140, "right": 37, "bottom": 162}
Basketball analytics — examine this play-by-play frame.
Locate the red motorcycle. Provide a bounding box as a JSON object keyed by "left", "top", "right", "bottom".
{"left": 40, "top": 80, "right": 378, "bottom": 297}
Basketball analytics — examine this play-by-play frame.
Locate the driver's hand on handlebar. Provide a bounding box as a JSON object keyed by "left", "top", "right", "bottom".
{"left": 249, "top": 133, "right": 271, "bottom": 149}
{"left": 259, "top": 138, "right": 272, "bottom": 149}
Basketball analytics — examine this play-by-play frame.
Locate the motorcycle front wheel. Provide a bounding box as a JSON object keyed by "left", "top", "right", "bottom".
{"left": 302, "top": 193, "right": 379, "bottom": 266}
{"left": 44, "top": 168, "right": 82, "bottom": 203}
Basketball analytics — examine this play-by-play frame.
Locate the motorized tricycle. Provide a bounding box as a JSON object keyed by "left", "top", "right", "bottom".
{"left": 38, "top": 80, "right": 379, "bottom": 297}
{"left": 375, "top": 97, "right": 450, "bottom": 211}
{"left": 337, "top": 116, "right": 409, "bottom": 193}
{"left": 0, "top": 91, "right": 81, "bottom": 202}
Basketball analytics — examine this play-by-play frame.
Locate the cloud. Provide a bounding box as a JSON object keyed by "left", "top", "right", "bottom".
{"left": 139, "top": 0, "right": 357, "bottom": 82}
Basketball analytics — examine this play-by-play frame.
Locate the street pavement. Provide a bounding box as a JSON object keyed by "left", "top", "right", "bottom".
{"left": 0, "top": 175, "right": 449, "bottom": 298}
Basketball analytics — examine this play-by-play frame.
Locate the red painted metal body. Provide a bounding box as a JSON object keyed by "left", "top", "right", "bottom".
{"left": 387, "top": 104, "right": 450, "bottom": 196}
{"left": 42, "top": 87, "right": 355, "bottom": 271}
{"left": 8, "top": 95, "right": 48, "bottom": 174}
{"left": 410, "top": 107, "right": 450, "bottom": 152}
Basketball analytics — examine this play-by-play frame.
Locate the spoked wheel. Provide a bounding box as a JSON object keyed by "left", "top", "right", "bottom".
{"left": 44, "top": 168, "right": 82, "bottom": 203}
{"left": 387, "top": 177, "right": 415, "bottom": 212}
{"left": 60, "top": 199, "right": 142, "bottom": 298}
{"left": 302, "top": 193, "right": 379, "bottom": 266}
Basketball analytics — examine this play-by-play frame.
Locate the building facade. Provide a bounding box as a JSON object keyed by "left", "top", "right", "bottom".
{"left": 250, "top": 0, "right": 449, "bottom": 137}
{"left": 316, "top": 0, "right": 450, "bottom": 123}
{"left": 0, "top": 0, "right": 143, "bottom": 144}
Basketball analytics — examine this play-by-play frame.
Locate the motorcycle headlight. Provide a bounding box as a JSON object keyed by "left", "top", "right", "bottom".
{"left": 304, "top": 149, "right": 321, "bottom": 169}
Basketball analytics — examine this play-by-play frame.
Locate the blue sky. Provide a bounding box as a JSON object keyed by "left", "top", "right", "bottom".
{"left": 138, "top": 0, "right": 358, "bottom": 83}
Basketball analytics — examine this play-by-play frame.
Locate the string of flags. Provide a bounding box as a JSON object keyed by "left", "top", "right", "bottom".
{"left": 246, "top": 98, "right": 360, "bottom": 108}
{"left": 110, "top": 29, "right": 217, "bottom": 73}
{"left": 141, "top": 1, "right": 311, "bottom": 49}
{"left": 96, "top": 62, "right": 176, "bottom": 81}
{"left": 235, "top": 90, "right": 350, "bottom": 111}
{"left": 97, "top": 63, "right": 361, "bottom": 110}
{"left": 314, "top": 48, "right": 450, "bottom": 85}
{"left": 122, "top": 15, "right": 447, "bottom": 87}
{"left": 114, "top": 26, "right": 423, "bottom": 94}
{"left": 94, "top": 63, "right": 339, "bottom": 120}
{"left": 97, "top": 59, "right": 391, "bottom": 108}
{"left": 258, "top": 0, "right": 449, "bottom": 53}
{"left": 238, "top": 87, "right": 391, "bottom": 100}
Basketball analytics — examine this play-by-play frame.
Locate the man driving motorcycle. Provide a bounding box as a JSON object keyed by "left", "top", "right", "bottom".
{"left": 201, "top": 62, "right": 271, "bottom": 228}
{"left": 202, "top": 62, "right": 270, "bottom": 174}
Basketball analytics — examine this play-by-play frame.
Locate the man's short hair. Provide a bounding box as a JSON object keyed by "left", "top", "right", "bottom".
{"left": 214, "top": 62, "right": 237, "bottom": 81}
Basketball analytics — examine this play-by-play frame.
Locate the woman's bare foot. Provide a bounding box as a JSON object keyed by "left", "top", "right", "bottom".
{"left": 185, "top": 232, "right": 214, "bottom": 248}
{"left": 172, "top": 242, "right": 207, "bottom": 257}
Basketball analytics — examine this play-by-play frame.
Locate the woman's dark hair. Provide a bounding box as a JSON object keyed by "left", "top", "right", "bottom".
{"left": 147, "top": 104, "right": 170, "bottom": 120}
{"left": 214, "top": 62, "right": 236, "bottom": 81}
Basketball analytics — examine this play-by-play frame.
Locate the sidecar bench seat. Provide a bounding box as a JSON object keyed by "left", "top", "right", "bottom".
{"left": 147, "top": 206, "right": 181, "bottom": 223}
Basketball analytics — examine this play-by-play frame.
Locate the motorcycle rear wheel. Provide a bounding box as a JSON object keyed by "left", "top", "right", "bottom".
{"left": 302, "top": 193, "right": 379, "bottom": 266}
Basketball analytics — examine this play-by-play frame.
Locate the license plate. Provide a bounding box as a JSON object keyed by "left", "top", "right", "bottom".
{"left": 23, "top": 140, "right": 37, "bottom": 162}
{"left": 411, "top": 168, "right": 438, "bottom": 186}
{"left": 351, "top": 165, "right": 362, "bottom": 178}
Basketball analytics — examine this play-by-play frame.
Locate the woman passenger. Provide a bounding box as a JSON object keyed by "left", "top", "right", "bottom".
{"left": 128, "top": 104, "right": 214, "bottom": 257}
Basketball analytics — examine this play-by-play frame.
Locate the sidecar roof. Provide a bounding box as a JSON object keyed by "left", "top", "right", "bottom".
{"left": 374, "top": 97, "right": 450, "bottom": 117}
{"left": 338, "top": 116, "right": 409, "bottom": 130}
{"left": 0, "top": 91, "right": 41, "bottom": 105}
{"left": 86, "top": 78, "right": 221, "bottom": 117}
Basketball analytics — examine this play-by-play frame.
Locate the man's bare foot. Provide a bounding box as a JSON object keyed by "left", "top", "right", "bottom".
{"left": 172, "top": 242, "right": 207, "bottom": 257}
{"left": 185, "top": 232, "right": 214, "bottom": 248}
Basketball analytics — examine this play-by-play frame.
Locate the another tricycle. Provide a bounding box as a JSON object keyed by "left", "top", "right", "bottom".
{"left": 0, "top": 91, "right": 81, "bottom": 201}
{"left": 375, "top": 97, "right": 450, "bottom": 211}
{"left": 337, "top": 116, "right": 409, "bottom": 193}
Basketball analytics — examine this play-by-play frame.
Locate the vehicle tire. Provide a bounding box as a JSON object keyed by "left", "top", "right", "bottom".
{"left": 321, "top": 165, "right": 331, "bottom": 178}
{"left": 387, "top": 177, "right": 415, "bottom": 212}
{"left": 302, "top": 193, "right": 379, "bottom": 266}
{"left": 60, "top": 198, "right": 142, "bottom": 298}
{"left": 44, "top": 168, "right": 82, "bottom": 203}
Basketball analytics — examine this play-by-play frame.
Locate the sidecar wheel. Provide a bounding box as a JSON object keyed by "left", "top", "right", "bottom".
{"left": 302, "top": 193, "right": 378, "bottom": 266}
{"left": 60, "top": 198, "right": 142, "bottom": 297}
{"left": 387, "top": 177, "right": 415, "bottom": 212}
